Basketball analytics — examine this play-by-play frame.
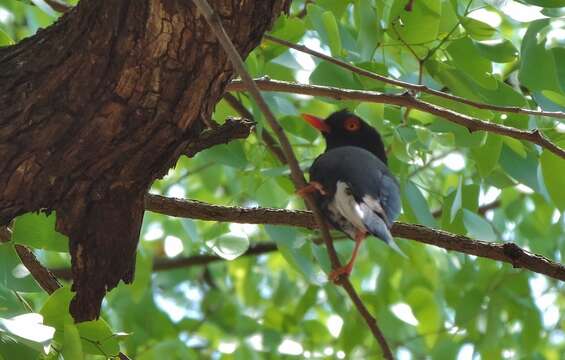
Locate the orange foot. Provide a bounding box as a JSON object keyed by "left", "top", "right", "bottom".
{"left": 329, "top": 265, "right": 352, "bottom": 284}
{"left": 296, "top": 181, "right": 327, "bottom": 197}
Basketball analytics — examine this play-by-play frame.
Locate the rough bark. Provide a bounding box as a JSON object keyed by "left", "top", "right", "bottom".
{"left": 0, "top": 0, "right": 289, "bottom": 321}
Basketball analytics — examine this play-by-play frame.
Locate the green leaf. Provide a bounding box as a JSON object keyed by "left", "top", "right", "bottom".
{"left": 454, "top": 288, "right": 483, "bottom": 326}
{"left": 310, "top": 61, "right": 363, "bottom": 89}
{"left": 519, "top": 20, "right": 561, "bottom": 93}
{"left": 266, "top": 226, "right": 324, "bottom": 284}
{"left": 406, "top": 287, "right": 442, "bottom": 348}
{"left": 316, "top": 0, "right": 350, "bottom": 18}
{"left": 76, "top": 320, "right": 120, "bottom": 356}
{"left": 461, "top": 17, "right": 496, "bottom": 40}
{"left": 321, "top": 11, "right": 342, "bottom": 57}
{"left": 473, "top": 39, "right": 518, "bottom": 63}
{"left": 403, "top": 180, "right": 437, "bottom": 227}
{"left": 540, "top": 141, "right": 565, "bottom": 210}
{"left": 40, "top": 287, "right": 121, "bottom": 356}
{"left": 355, "top": 0, "right": 380, "bottom": 59}
{"left": 499, "top": 145, "right": 542, "bottom": 192}
{"left": 0, "top": 244, "right": 41, "bottom": 292}
{"left": 396, "top": 0, "right": 441, "bottom": 44}
{"left": 12, "top": 212, "right": 68, "bottom": 252}
{"left": 307, "top": 4, "right": 331, "bottom": 47}
{"left": 472, "top": 133, "right": 503, "bottom": 177}
{"left": 130, "top": 248, "right": 153, "bottom": 302}
{"left": 62, "top": 324, "right": 82, "bottom": 360}
{"left": 0, "top": 313, "right": 55, "bottom": 354}
{"left": 521, "top": 0, "right": 565, "bottom": 7}
{"left": 293, "top": 286, "right": 318, "bottom": 321}
{"left": 197, "top": 141, "right": 247, "bottom": 169}
{"left": 206, "top": 233, "right": 249, "bottom": 260}
{"left": 0, "top": 29, "right": 14, "bottom": 46}
{"left": 40, "top": 287, "right": 74, "bottom": 329}
{"left": 264, "top": 17, "right": 306, "bottom": 60}
{"left": 462, "top": 209, "right": 497, "bottom": 241}
{"left": 29, "top": 0, "right": 56, "bottom": 17}
{"left": 447, "top": 37, "right": 494, "bottom": 89}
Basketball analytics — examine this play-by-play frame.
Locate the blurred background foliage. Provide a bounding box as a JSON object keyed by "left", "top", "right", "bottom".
{"left": 1, "top": 0, "right": 565, "bottom": 359}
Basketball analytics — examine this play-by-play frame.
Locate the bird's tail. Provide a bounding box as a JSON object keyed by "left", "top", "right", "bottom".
{"left": 366, "top": 219, "right": 407, "bottom": 258}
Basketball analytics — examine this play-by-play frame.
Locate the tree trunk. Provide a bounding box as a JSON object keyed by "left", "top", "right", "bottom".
{"left": 0, "top": 0, "right": 290, "bottom": 321}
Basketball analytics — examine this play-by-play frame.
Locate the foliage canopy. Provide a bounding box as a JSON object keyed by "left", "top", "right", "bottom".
{"left": 1, "top": 0, "right": 565, "bottom": 359}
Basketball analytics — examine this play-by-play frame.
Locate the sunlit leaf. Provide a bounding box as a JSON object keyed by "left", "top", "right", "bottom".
{"left": 11, "top": 212, "right": 68, "bottom": 252}
{"left": 0, "top": 313, "right": 54, "bottom": 354}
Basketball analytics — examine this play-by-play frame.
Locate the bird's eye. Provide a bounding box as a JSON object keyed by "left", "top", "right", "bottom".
{"left": 344, "top": 117, "right": 361, "bottom": 132}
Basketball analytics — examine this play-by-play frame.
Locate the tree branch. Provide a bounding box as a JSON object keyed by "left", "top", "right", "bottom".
{"left": 52, "top": 242, "right": 280, "bottom": 280}
{"left": 191, "top": 1, "right": 394, "bottom": 357}
{"left": 263, "top": 34, "right": 565, "bottom": 121}
{"left": 227, "top": 79, "right": 565, "bottom": 160}
{"left": 184, "top": 117, "right": 255, "bottom": 157}
{"left": 45, "top": 0, "right": 73, "bottom": 13}
{"left": 145, "top": 195, "right": 565, "bottom": 282}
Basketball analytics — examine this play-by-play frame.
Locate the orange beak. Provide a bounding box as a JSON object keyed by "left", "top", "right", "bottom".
{"left": 301, "top": 114, "right": 331, "bottom": 133}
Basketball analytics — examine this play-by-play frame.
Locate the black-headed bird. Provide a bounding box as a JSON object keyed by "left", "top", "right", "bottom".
{"left": 299, "top": 110, "right": 402, "bottom": 281}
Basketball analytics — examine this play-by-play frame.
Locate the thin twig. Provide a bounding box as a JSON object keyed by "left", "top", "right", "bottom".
{"left": 421, "top": 0, "right": 473, "bottom": 63}
{"left": 296, "top": 0, "right": 314, "bottom": 18}
{"left": 391, "top": 22, "right": 422, "bottom": 62}
{"left": 45, "top": 0, "right": 73, "bottom": 13}
{"left": 408, "top": 151, "right": 453, "bottom": 178}
{"left": 144, "top": 195, "right": 565, "bottom": 282}
{"left": 191, "top": 0, "right": 394, "bottom": 357}
{"left": 227, "top": 79, "right": 565, "bottom": 160}
{"left": 432, "top": 199, "right": 501, "bottom": 218}
{"left": 263, "top": 35, "right": 565, "bottom": 120}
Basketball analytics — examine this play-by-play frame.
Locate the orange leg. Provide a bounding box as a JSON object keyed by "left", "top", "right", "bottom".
{"left": 296, "top": 181, "right": 327, "bottom": 197}
{"left": 330, "top": 230, "right": 367, "bottom": 283}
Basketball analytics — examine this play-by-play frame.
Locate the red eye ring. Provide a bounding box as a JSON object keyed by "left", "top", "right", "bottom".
{"left": 344, "top": 117, "right": 361, "bottom": 132}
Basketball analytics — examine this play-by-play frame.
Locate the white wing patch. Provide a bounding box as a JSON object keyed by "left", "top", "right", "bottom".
{"left": 330, "top": 181, "right": 367, "bottom": 233}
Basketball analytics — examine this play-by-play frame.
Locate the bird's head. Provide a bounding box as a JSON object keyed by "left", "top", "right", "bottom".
{"left": 301, "top": 110, "right": 388, "bottom": 164}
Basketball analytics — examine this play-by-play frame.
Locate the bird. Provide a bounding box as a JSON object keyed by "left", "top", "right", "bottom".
{"left": 298, "top": 110, "right": 402, "bottom": 282}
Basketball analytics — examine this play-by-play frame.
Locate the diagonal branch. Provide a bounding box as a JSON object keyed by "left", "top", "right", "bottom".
{"left": 227, "top": 79, "right": 565, "bottom": 160}
{"left": 191, "top": 1, "right": 394, "bottom": 357}
{"left": 144, "top": 195, "right": 565, "bottom": 282}
{"left": 263, "top": 34, "right": 565, "bottom": 121}
{"left": 222, "top": 93, "right": 287, "bottom": 164}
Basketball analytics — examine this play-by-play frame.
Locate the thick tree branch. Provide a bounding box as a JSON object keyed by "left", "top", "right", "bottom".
{"left": 263, "top": 35, "right": 565, "bottom": 121}
{"left": 184, "top": 117, "right": 255, "bottom": 157}
{"left": 192, "top": 1, "right": 394, "bottom": 357}
{"left": 0, "top": 0, "right": 290, "bottom": 321}
{"left": 144, "top": 195, "right": 565, "bottom": 282}
{"left": 227, "top": 79, "right": 565, "bottom": 160}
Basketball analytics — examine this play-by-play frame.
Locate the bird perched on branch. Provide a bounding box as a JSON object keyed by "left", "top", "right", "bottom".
{"left": 298, "top": 110, "right": 402, "bottom": 282}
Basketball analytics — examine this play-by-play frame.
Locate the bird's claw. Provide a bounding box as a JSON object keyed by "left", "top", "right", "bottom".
{"left": 296, "top": 181, "right": 327, "bottom": 197}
